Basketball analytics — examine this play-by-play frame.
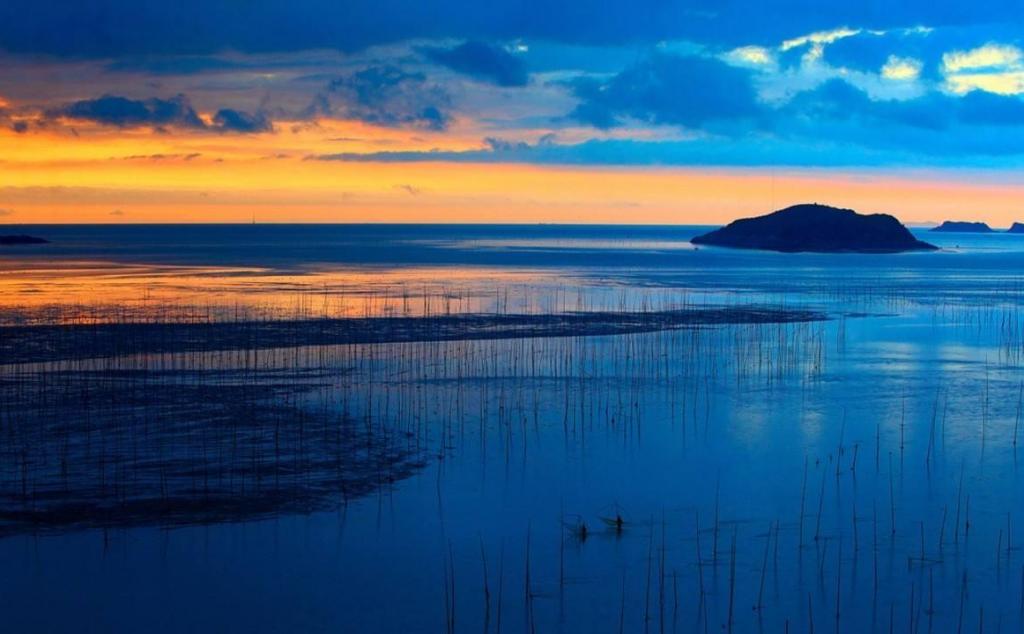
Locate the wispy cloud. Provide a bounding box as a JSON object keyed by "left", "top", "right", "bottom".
{"left": 310, "top": 66, "right": 451, "bottom": 131}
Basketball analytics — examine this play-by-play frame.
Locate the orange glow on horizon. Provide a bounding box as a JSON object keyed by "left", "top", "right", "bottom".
{"left": 5, "top": 119, "right": 1024, "bottom": 227}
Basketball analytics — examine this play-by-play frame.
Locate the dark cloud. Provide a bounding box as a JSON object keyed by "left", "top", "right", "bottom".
{"left": 104, "top": 54, "right": 328, "bottom": 76}
{"left": 0, "top": 0, "right": 1020, "bottom": 58}
{"left": 52, "top": 94, "right": 205, "bottom": 129}
{"left": 421, "top": 41, "right": 528, "bottom": 86}
{"left": 320, "top": 66, "right": 451, "bottom": 130}
{"left": 311, "top": 76, "right": 1024, "bottom": 166}
{"left": 959, "top": 91, "right": 1024, "bottom": 126}
{"left": 568, "top": 53, "right": 760, "bottom": 129}
{"left": 6, "top": 2, "right": 1024, "bottom": 170}
{"left": 482, "top": 137, "right": 534, "bottom": 152}
{"left": 781, "top": 79, "right": 1024, "bottom": 134}
{"left": 782, "top": 79, "right": 952, "bottom": 131}
{"left": 212, "top": 109, "right": 272, "bottom": 133}
{"left": 774, "top": 79, "right": 1024, "bottom": 157}
{"left": 50, "top": 94, "right": 271, "bottom": 133}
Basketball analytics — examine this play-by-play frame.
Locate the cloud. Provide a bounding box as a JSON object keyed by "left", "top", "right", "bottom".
{"left": 774, "top": 78, "right": 1024, "bottom": 157}
{"left": 943, "top": 43, "right": 1022, "bottom": 73}
{"left": 318, "top": 66, "right": 451, "bottom": 130}
{"left": 568, "top": 53, "right": 761, "bottom": 130}
{"left": 312, "top": 135, "right": 546, "bottom": 163}
{"left": 4, "top": 0, "right": 1020, "bottom": 60}
{"left": 50, "top": 94, "right": 272, "bottom": 133}
{"left": 781, "top": 27, "right": 861, "bottom": 52}
{"left": 52, "top": 94, "right": 205, "bottom": 129}
{"left": 781, "top": 79, "right": 950, "bottom": 130}
{"left": 881, "top": 55, "right": 923, "bottom": 80}
{"left": 119, "top": 153, "right": 203, "bottom": 160}
{"left": 821, "top": 30, "right": 899, "bottom": 72}
{"left": 105, "top": 56, "right": 244, "bottom": 75}
{"left": 212, "top": 109, "right": 272, "bottom": 132}
{"left": 394, "top": 184, "right": 422, "bottom": 195}
{"left": 821, "top": 26, "right": 1020, "bottom": 82}
{"left": 0, "top": 208, "right": 14, "bottom": 217}
{"left": 8, "top": 4, "right": 1024, "bottom": 172}
{"left": 310, "top": 127, "right": 1024, "bottom": 167}
{"left": 941, "top": 43, "right": 1024, "bottom": 95}
{"left": 957, "top": 90, "right": 1024, "bottom": 125}
{"left": 311, "top": 73, "right": 1024, "bottom": 167}
{"left": 308, "top": 134, "right": 916, "bottom": 167}
{"left": 946, "top": 72, "right": 1024, "bottom": 95}
{"left": 109, "top": 209, "right": 125, "bottom": 216}
{"left": 422, "top": 41, "right": 528, "bottom": 86}
{"left": 725, "top": 46, "right": 776, "bottom": 69}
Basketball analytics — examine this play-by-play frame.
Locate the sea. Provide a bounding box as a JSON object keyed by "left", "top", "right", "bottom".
{"left": 1, "top": 223, "right": 1023, "bottom": 632}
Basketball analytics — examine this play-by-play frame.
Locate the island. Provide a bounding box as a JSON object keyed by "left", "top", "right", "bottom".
{"left": 1008, "top": 222, "right": 1024, "bottom": 234}
{"left": 0, "top": 235, "right": 48, "bottom": 245}
{"left": 930, "top": 221, "right": 993, "bottom": 233}
{"left": 690, "top": 203, "right": 937, "bottom": 253}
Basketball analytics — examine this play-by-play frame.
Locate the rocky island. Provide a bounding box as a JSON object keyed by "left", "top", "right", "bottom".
{"left": 1008, "top": 223, "right": 1024, "bottom": 234}
{"left": 690, "top": 203, "right": 936, "bottom": 253}
{"left": 931, "top": 221, "right": 993, "bottom": 233}
{"left": 0, "top": 235, "right": 48, "bottom": 245}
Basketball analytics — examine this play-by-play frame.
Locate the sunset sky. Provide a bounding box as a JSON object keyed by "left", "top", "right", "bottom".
{"left": 4, "top": 1, "right": 1024, "bottom": 225}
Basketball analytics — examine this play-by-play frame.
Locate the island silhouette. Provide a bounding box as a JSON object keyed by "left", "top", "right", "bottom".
{"left": 931, "top": 221, "right": 994, "bottom": 233}
{"left": 691, "top": 203, "right": 937, "bottom": 253}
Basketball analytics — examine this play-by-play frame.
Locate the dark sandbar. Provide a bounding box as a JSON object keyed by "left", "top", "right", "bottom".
{"left": 0, "top": 307, "right": 827, "bottom": 364}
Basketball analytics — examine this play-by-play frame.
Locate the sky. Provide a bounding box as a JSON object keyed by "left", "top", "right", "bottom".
{"left": 4, "top": 1, "right": 1024, "bottom": 225}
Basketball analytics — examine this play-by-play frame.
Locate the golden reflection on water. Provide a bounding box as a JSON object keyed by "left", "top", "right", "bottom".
{"left": 0, "top": 259, "right": 568, "bottom": 325}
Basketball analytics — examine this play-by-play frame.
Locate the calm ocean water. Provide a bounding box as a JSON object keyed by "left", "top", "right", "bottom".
{"left": 5, "top": 222, "right": 1024, "bottom": 269}
{"left": 3, "top": 224, "right": 1024, "bottom": 632}
{"left": 2, "top": 223, "right": 1024, "bottom": 316}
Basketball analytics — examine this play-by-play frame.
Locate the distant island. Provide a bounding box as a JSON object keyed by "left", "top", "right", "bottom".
{"left": 690, "top": 203, "right": 937, "bottom": 253}
{"left": 1008, "top": 222, "right": 1024, "bottom": 234}
{"left": 930, "top": 221, "right": 993, "bottom": 233}
{"left": 0, "top": 235, "right": 48, "bottom": 245}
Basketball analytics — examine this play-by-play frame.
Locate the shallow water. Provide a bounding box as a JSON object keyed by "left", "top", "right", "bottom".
{"left": 3, "top": 225, "right": 1024, "bottom": 632}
